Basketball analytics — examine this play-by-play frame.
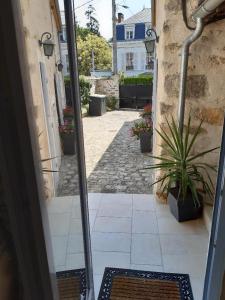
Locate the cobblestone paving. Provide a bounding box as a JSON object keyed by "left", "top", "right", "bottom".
{"left": 57, "top": 110, "right": 153, "bottom": 196}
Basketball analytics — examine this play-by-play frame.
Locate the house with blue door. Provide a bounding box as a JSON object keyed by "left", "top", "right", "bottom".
{"left": 116, "top": 8, "right": 152, "bottom": 77}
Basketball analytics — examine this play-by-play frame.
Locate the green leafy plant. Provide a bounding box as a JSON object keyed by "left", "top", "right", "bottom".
{"left": 146, "top": 116, "right": 219, "bottom": 205}
{"left": 131, "top": 120, "right": 153, "bottom": 140}
{"left": 106, "top": 96, "right": 118, "bottom": 111}
{"left": 119, "top": 75, "right": 153, "bottom": 86}
{"left": 64, "top": 76, "right": 92, "bottom": 106}
{"left": 140, "top": 104, "right": 152, "bottom": 120}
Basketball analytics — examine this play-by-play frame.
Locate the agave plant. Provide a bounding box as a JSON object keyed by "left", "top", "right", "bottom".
{"left": 147, "top": 116, "right": 219, "bottom": 206}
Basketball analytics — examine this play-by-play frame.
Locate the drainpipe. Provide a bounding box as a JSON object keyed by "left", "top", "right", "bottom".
{"left": 178, "top": 17, "right": 204, "bottom": 134}
{"left": 178, "top": 0, "right": 225, "bottom": 134}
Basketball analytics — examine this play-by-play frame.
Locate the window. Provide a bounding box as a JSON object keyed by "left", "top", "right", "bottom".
{"left": 125, "top": 26, "right": 135, "bottom": 40}
{"left": 126, "top": 30, "right": 134, "bottom": 40}
{"left": 126, "top": 52, "right": 134, "bottom": 70}
{"left": 146, "top": 53, "right": 154, "bottom": 70}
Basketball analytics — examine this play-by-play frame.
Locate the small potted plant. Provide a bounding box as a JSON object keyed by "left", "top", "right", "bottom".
{"left": 63, "top": 106, "right": 74, "bottom": 123}
{"left": 140, "top": 103, "right": 152, "bottom": 122}
{"left": 131, "top": 120, "right": 153, "bottom": 153}
{"left": 146, "top": 116, "right": 218, "bottom": 222}
{"left": 59, "top": 121, "right": 75, "bottom": 155}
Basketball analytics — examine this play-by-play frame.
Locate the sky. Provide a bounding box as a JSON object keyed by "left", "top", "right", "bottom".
{"left": 59, "top": 0, "right": 151, "bottom": 39}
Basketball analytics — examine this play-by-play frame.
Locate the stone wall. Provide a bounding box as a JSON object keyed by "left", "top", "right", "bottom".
{"left": 20, "top": 0, "right": 65, "bottom": 197}
{"left": 88, "top": 76, "right": 120, "bottom": 99}
{"left": 154, "top": 0, "right": 225, "bottom": 201}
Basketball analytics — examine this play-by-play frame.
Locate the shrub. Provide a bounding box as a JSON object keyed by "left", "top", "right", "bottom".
{"left": 131, "top": 120, "right": 153, "bottom": 140}
{"left": 64, "top": 76, "right": 92, "bottom": 106}
{"left": 106, "top": 96, "right": 118, "bottom": 111}
{"left": 119, "top": 75, "right": 153, "bottom": 86}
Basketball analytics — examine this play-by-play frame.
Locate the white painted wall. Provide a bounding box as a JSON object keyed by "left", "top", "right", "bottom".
{"left": 117, "top": 40, "right": 153, "bottom": 76}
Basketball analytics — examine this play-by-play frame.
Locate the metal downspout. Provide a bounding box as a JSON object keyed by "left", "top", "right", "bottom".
{"left": 178, "top": 18, "right": 204, "bottom": 134}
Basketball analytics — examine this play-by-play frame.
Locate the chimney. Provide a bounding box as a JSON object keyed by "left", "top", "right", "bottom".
{"left": 117, "top": 13, "right": 124, "bottom": 23}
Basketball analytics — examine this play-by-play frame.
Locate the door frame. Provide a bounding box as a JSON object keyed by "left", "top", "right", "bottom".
{"left": 0, "top": 0, "right": 57, "bottom": 299}
{"left": 63, "top": 1, "right": 95, "bottom": 298}
{"left": 203, "top": 118, "right": 225, "bottom": 300}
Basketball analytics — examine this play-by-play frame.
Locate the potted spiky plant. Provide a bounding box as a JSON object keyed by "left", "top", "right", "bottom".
{"left": 147, "top": 116, "right": 218, "bottom": 222}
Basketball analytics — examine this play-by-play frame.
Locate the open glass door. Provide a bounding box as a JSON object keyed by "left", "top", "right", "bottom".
{"left": 0, "top": 0, "right": 94, "bottom": 299}
{"left": 203, "top": 118, "right": 225, "bottom": 300}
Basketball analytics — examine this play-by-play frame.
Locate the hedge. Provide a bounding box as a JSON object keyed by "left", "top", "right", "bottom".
{"left": 64, "top": 76, "right": 92, "bottom": 106}
{"left": 119, "top": 75, "right": 153, "bottom": 86}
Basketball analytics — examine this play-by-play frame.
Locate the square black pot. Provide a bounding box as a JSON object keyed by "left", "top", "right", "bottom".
{"left": 139, "top": 132, "right": 152, "bottom": 153}
{"left": 61, "top": 133, "right": 76, "bottom": 155}
{"left": 168, "top": 187, "right": 203, "bottom": 222}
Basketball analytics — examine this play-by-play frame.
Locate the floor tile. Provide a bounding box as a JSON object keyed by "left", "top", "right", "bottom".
{"left": 93, "top": 217, "right": 131, "bottom": 233}
{"left": 52, "top": 236, "right": 68, "bottom": 267}
{"left": 98, "top": 203, "right": 132, "bottom": 217}
{"left": 69, "top": 218, "right": 83, "bottom": 234}
{"left": 89, "top": 210, "right": 97, "bottom": 232}
{"left": 94, "top": 274, "right": 103, "bottom": 298}
{"left": 133, "top": 194, "right": 156, "bottom": 211}
{"left": 100, "top": 193, "right": 133, "bottom": 206}
{"left": 163, "top": 254, "right": 207, "bottom": 278}
{"left": 155, "top": 203, "right": 171, "bottom": 218}
{"left": 88, "top": 193, "right": 102, "bottom": 210}
{"left": 132, "top": 211, "right": 158, "bottom": 234}
{"left": 67, "top": 234, "right": 85, "bottom": 254}
{"left": 49, "top": 213, "right": 70, "bottom": 236}
{"left": 48, "top": 196, "right": 73, "bottom": 214}
{"left": 158, "top": 216, "right": 208, "bottom": 235}
{"left": 91, "top": 232, "right": 131, "bottom": 252}
{"left": 93, "top": 251, "right": 130, "bottom": 275}
{"left": 160, "top": 234, "right": 209, "bottom": 255}
{"left": 130, "top": 264, "right": 164, "bottom": 272}
{"left": 66, "top": 253, "right": 86, "bottom": 270}
{"left": 71, "top": 202, "right": 82, "bottom": 219}
{"left": 190, "top": 276, "right": 205, "bottom": 300}
{"left": 131, "top": 234, "right": 162, "bottom": 265}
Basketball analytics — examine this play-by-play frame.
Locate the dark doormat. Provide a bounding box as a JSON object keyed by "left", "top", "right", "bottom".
{"left": 98, "top": 268, "right": 193, "bottom": 300}
{"left": 56, "top": 269, "right": 86, "bottom": 299}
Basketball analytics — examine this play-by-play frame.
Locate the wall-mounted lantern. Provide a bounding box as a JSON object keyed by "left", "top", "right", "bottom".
{"left": 56, "top": 60, "right": 63, "bottom": 72}
{"left": 39, "top": 32, "right": 55, "bottom": 58}
{"left": 144, "top": 28, "right": 159, "bottom": 55}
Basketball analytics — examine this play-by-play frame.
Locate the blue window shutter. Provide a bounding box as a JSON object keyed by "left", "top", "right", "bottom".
{"left": 116, "top": 25, "right": 125, "bottom": 41}
{"left": 135, "top": 23, "right": 145, "bottom": 40}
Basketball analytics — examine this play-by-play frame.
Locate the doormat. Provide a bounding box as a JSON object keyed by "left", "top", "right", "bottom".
{"left": 98, "top": 268, "right": 193, "bottom": 300}
{"left": 56, "top": 269, "right": 86, "bottom": 299}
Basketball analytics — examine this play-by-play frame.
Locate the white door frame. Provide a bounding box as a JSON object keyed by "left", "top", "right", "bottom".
{"left": 203, "top": 118, "right": 225, "bottom": 300}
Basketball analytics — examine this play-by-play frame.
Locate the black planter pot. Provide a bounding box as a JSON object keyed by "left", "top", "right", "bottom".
{"left": 139, "top": 132, "right": 152, "bottom": 153}
{"left": 168, "top": 187, "right": 203, "bottom": 222}
{"left": 61, "top": 133, "right": 76, "bottom": 155}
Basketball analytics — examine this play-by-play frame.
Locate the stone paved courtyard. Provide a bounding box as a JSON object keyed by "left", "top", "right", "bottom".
{"left": 57, "top": 110, "right": 153, "bottom": 196}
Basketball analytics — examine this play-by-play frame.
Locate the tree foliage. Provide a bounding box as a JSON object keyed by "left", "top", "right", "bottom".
{"left": 85, "top": 5, "right": 100, "bottom": 35}
{"left": 77, "top": 34, "right": 112, "bottom": 76}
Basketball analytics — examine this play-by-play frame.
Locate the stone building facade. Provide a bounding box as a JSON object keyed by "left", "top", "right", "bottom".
{"left": 19, "top": 0, "right": 66, "bottom": 197}
{"left": 152, "top": 0, "right": 225, "bottom": 203}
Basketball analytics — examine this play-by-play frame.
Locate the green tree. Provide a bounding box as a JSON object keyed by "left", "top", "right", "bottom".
{"left": 77, "top": 34, "right": 112, "bottom": 76}
{"left": 76, "top": 25, "right": 91, "bottom": 41}
{"left": 85, "top": 5, "right": 100, "bottom": 35}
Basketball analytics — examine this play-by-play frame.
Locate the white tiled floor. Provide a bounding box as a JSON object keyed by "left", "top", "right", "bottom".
{"left": 48, "top": 193, "right": 209, "bottom": 300}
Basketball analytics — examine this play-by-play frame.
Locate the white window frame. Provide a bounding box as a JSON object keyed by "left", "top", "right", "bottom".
{"left": 126, "top": 52, "right": 134, "bottom": 70}
{"left": 125, "top": 25, "right": 135, "bottom": 40}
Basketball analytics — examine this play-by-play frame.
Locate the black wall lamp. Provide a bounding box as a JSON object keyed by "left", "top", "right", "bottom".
{"left": 56, "top": 60, "right": 64, "bottom": 72}
{"left": 144, "top": 28, "right": 159, "bottom": 54}
{"left": 39, "top": 32, "right": 55, "bottom": 58}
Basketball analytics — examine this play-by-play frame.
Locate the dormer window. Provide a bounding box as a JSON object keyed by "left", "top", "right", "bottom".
{"left": 125, "top": 25, "right": 135, "bottom": 40}
{"left": 126, "top": 30, "right": 134, "bottom": 39}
